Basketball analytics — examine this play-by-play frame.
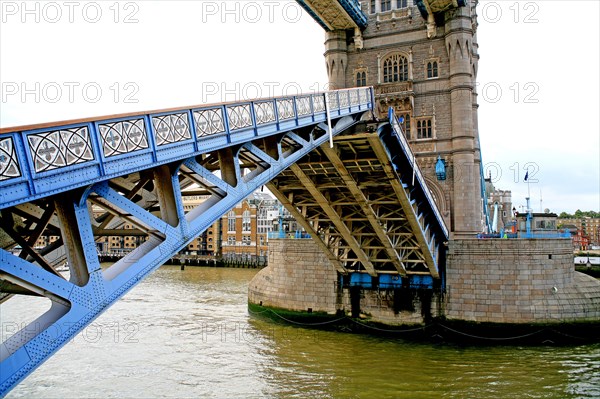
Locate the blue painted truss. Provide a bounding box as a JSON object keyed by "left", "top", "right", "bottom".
{"left": 0, "top": 88, "right": 374, "bottom": 395}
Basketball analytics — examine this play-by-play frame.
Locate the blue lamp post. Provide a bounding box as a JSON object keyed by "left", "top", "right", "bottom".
{"left": 435, "top": 155, "right": 446, "bottom": 181}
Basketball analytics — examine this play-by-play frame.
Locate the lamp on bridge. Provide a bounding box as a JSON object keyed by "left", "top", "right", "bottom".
{"left": 435, "top": 155, "right": 446, "bottom": 181}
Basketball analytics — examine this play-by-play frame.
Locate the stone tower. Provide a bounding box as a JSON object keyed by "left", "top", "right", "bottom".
{"left": 324, "top": 0, "right": 483, "bottom": 237}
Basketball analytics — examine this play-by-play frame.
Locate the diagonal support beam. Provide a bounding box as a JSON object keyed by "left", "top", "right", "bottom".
{"left": 289, "top": 163, "right": 376, "bottom": 276}
{"left": 321, "top": 144, "right": 408, "bottom": 276}
{"left": 367, "top": 135, "right": 439, "bottom": 278}
{"left": 267, "top": 182, "right": 347, "bottom": 275}
{"left": 0, "top": 211, "right": 63, "bottom": 279}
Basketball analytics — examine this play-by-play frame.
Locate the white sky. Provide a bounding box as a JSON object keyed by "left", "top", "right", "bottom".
{"left": 1, "top": 0, "right": 598, "bottom": 214}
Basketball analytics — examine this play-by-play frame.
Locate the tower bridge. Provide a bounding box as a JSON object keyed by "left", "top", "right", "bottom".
{"left": 1, "top": 0, "right": 600, "bottom": 396}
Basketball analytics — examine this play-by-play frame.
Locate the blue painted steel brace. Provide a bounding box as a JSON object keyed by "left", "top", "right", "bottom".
{"left": 0, "top": 88, "right": 373, "bottom": 395}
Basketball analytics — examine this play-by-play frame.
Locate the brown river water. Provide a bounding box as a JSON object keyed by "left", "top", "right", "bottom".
{"left": 2, "top": 266, "right": 599, "bottom": 398}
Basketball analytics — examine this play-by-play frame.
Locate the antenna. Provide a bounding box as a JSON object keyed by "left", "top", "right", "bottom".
{"left": 540, "top": 189, "right": 543, "bottom": 213}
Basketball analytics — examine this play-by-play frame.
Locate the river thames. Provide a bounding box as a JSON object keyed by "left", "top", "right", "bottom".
{"left": 3, "top": 266, "right": 599, "bottom": 398}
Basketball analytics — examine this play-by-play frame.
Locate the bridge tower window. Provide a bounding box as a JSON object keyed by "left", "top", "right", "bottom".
{"left": 370, "top": 0, "right": 376, "bottom": 13}
{"left": 427, "top": 61, "right": 438, "bottom": 79}
{"left": 417, "top": 118, "right": 433, "bottom": 139}
{"left": 397, "top": 0, "right": 408, "bottom": 8}
{"left": 356, "top": 71, "right": 366, "bottom": 87}
{"left": 381, "top": 0, "right": 391, "bottom": 12}
{"left": 383, "top": 54, "right": 408, "bottom": 83}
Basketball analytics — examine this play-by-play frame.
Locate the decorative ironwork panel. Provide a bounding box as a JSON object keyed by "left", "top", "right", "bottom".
{"left": 254, "top": 101, "right": 276, "bottom": 125}
{"left": 327, "top": 93, "right": 339, "bottom": 110}
{"left": 194, "top": 108, "right": 225, "bottom": 137}
{"left": 295, "top": 96, "right": 312, "bottom": 116}
{"left": 226, "top": 105, "right": 252, "bottom": 130}
{"left": 277, "top": 99, "right": 295, "bottom": 120}
{"left": 313, "top": 95, "right": 325, "bottom": 112}
{"left": 99, "top": 119, "right": 148, "bottom": 157}
{"left": 360, "top": 88, "right": 369, "bottom": 104}
{"left": 0, "top": 137, "right": 21, "bottom": 181}
{"left": 27, "top": 127, "right": 94, "bottom": 173}
{"left": 339, "top": 91, "right": 349, "bottom": 107}
{"left": 350, "top": 90, "right": 359, "bottom": 105}
{"left": 152, "top": 113, "right": 191, "bottom": 146}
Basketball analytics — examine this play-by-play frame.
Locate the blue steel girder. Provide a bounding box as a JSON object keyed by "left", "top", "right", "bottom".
{"left": 0, "top": 88, "right": 374, "bottom": 395}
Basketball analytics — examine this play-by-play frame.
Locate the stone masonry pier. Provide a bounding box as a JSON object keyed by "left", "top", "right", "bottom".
{"left": 445, "top": 239, "right": 600, "bottom": 323}
{"left": 250, "top": 238, "right": 600, "bottom": 329}
{"left": 248, "top": 238, "right": 339, "bottom": 314}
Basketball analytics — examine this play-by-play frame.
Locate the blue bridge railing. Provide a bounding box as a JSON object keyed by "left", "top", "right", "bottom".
{"left": 0, "top": 88, "right": 373, "bottom": 210}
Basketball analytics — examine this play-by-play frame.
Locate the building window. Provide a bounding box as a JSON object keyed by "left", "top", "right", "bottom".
{"left": 356, "top": 71, "right": 366, "bottom": 87}
{"left": 381, "top": 0, "right": 391, "bottom": 12}
{"left": 227, "top": 211, "right": 235, "bottom": 232}
{"left": 397, "top": 0, "right": 408, "bottom": 8}
{"left": 417, "top": 118, "right": 433, "bottom": 139}
{"left": 242, "top": 210, "right": 251, "bottom": 232}
{"left": 227, "top": 236, "right": 235, "bottom": 246}
{"left": 426, "top": 61, "right": 438, "bottom": 79}
{"left": 370, "top": 0, "right": 376, "bottom": 13}
{"left": 383, "top": 54, "right": 408, "bottom": 83}
{"left": 242, "top": 236, "right": 251, "bottom": 245}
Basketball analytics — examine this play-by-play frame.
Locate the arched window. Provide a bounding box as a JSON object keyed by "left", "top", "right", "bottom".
{"left": 427, "top": 61, "right": 438, "bottom": 78}
{"left": 383, "top": 54, "right": 408, "bottom": 83}
{"left": 356, "top": 71, "right": 366, "bottom": 87}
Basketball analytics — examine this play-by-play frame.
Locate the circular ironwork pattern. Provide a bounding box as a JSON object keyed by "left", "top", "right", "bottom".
{"left": 99, "top": 119, "right": 148, "bottom": 157}
{"left": 152, "top": 113, "right": 191, "bottom": 146}
{"left": 276, "top": 99, "right": 295, "bottom": 120}
{"left": 0, "top": 137, "right": 21, "bottom": 181}
{"left": 254, "top": 101, "right": 276, "bottom": 125}
{"left": 194, "top": 108, "right": 225, "bottom": 137}
{"left": 227, "top": 105, "right": 252, "bottom": 130}
{"left": 27, "top": 127, "right": 94, "bottom": 173}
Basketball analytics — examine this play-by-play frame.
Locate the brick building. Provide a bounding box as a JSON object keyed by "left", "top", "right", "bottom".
{"left": 559, "top": 218, "right": 600, "bottom": 246}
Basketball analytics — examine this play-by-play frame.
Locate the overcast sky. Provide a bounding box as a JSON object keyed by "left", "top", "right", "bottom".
{"left": 1, "top": 0, "right": 598, "bottom": 214}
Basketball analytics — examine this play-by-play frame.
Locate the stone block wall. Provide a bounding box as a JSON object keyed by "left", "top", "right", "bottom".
{"left": 446, "top": 239, "right": 600, "bottom": 323}
{"left": 248, "top": 238, "right": 338, "bottom": 314}
{"left": 248, "top": 238, "right": 442, "bottom": 325}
